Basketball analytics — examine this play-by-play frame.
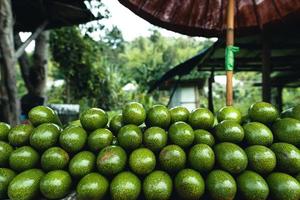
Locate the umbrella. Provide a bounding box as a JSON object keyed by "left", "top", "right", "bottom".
{"left": 118, "top": 0, "right": 300, "bottom": 106}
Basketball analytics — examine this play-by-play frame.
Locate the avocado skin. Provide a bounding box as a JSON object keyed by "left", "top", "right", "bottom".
{"left": 174, "top": 168, "right": 205, "bottom": 200}
{"left": 188, "top": 108, "right": 214, "bottom": 130}
{"left": 9, "top": 146, "right": 39, "bottom": 172}
{"left": 243, "top": 122, "right": 273, "bottom": 146}
{"left": 217, "top": 106, "right": 242, "bottom": 123}
{"left": 159, "top": 145, "right": 186, "bottom": 173}
{"left": 169, "top": 106, "right": 190, "bottom": 123}
{"left": 194, "top": 129, "right": 215, "bottom": 146}
{"left": 188, "top": 144, "right": 215, "bottom": 173}
{"left": 214, "top": 120, "right": 244, "bottom": 143}
{"left": 109, "top": 114, "right": 124, "bottom": 134}
{"left": 206, "top": 170, "right": 237, "bottom": 200}
{"left": 0, "top": 122, "right": 10, "bottom": 141}
{"left": 0, "top": 141, "right": 13, "bottom": 167}
{"left": 267, "top": 172, "right": 300, "bottom": 200}
{"left": 237, "top": 170, "right": 269, "bottom": 200}
{"left": 272, "top": 118, "right": 300, "bottom": 146}
{"left": 129, "top": 148, "right": 156, "bottom": 175}
{"left": 143, "top": 127, "right": 168, "bottom": 152}
{"left": 146, "top": 105, "right": 171, "bottom": 129}
{"left": 0, "top": 168, "right": 16, "bottom": 199}
{"left": 248, "top": 102, "right": 279, "bottom": 124}
{"left": 8, "top": 124, "right": 33, "bottom": 147}
{"left": 88, "top": 128, "right": 113, "bottom": 152}
{"left": 122, "top": 102, "right": 146, "bottom": 126}
{"left": 110, "top": 171, "right": 141, "bottom": 200}
{"left": 40, "top": 170, "right": 72, "bottom": 199}
{"left": 69, "top": 151, "right": 96, "bottom": 178}
{"left": 76, "top": 172, "right": 109, "bottom": 200}
{"left": 270, "top": 142, "right": 300, "bottom": 174}
{"left": 59, "top": 126, "right": 87, "bottom": 153}
{"left": 117, "top": 124, "right": 142, "bottom": 150}
{"left": 41, "top": 147, "right": 69, "bottom": 171}
{"left": 80, "top": 108, "right": 108, "bottom": 131}
{"left": 143, "top": 170, "right": 173, "bottom": 200}
{"left": 28, "top": 106, "right": 61, "bottom": 126}
{"left": 168, "top": 121, "right": 194, "bottom": 148}
{"left": 8, "top": 169, "right": 44, "bottom": 200}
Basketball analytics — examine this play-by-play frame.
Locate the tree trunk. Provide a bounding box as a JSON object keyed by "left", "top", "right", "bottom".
{"left": 0, "top": 0, "right": 19, "bottom": 125}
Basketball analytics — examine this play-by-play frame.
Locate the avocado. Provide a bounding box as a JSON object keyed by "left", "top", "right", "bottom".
{"left": 122, "top": 102, "right": 146, "bottom": 126}
{"left": 159, "top": 145, "right": 186, "bottom": 173}
{"left": 146, "top": 105, "right": 171, "bottom": 129}
{"left": 188, "top": 108, "right": 214, "bottom": 130}
{"left": 267, "top": 172, "right": 300, "bottom": 200}
{"left": 109, "top": 114, "right": 123, "bottom": 134}
{"left": 80, "top": 108, "right": 108, "bottom": 131}
{"left": 0, "top": 122, "right": 10, "bottom": 141}
{"left": 169, "top": 106, "right": 190, "bottom": 123}
{"left": 217, "top": 106, "right": 242, "bottom": 123}
{"left": 174, "top": 168, "right": 205, "bottom": 200}
{"left": 245, "top": 145, "right": 276, "bottom": 174}
{"left": 243, "top": 122, "right": 273, "bottom": 146}
{"left": 29, "top": 123, "right": 61, "bottom": 151}
{"left": 69, "top": 151, "right": 95, "bottom": 178}
{"left": 270, "top": 143, "right": 300, "bottom": 174}
{"left": 188, "top": 144, "right": 215, "bottom": 173}
{"left": 214, "top": 142, "right": 248, "bottom": 174}
{"left": 8, "top": 169, "right": 44, "bottom": 200}
{"left": 237, "top": 170, "right": 269, "bottom": 200}
{"left": 8, "top": 124, "right": 33, "bottom": 147}
{"left": 40, "top": 170, "right": 72, "bottom": 199}
{"left": 248, "top": 102, "right": 279, "bottom": 124}
{"left": 272, "top": 118, "right": 300, "bottom": 146}
{"left": 9, "top": 146, "right": 39, "bottom": 172}
{"left": 41, "top": 147, "right": 69, "bottom": 171}
{"left": 117, "top": 124, "right": 142, "bottom": 150}
{"left": 97, "top": 145, "right": 127, "bottom": 176}
{"left": 214, "top": 120, "right": 244, "bottom": 143}
{"left": 110, "top": 171, "right": 141, "bottom": 200}
{"left": 59, "top": 126, "right": 87, "bottom": 153}
{"left": 76, "top": 173, "right": 109, "bottom": 200}
{"left": 129, "top": 148, "right": 156, "bottom": 175}
{"left": 281, "top": 105, "right": 300, "bottom": 120}
{"left": 0, "top": 141, "right": 13, "bottom": 167}
{"left": 143, "top": 127, "right": 168, "bottom": 152}
{"left": 88, "top": 128, "right": 113, "bottom": 152}
{"left": 143, "top": 170, "right": 173, "bottom": 200}
{"left": 0, "top": 168, "right": 16, "bottom": 199}
{"left": 206, "top": 170, "right": 237, "bottom": 200}
{"left": 28, "top": 106, "right": 61, "bottom": 126}
{"left": 194, "top": 129, "right": 215, "bottom": 146}
{"left": 168, "top": 121, "right": 194, "bottom": 148}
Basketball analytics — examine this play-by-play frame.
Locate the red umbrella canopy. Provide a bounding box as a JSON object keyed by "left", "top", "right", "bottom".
{"left": 118, "top": 0, "right": 300, "bottom": 37}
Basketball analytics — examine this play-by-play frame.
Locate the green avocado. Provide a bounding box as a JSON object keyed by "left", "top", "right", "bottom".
{"left": 8, "top": 124, "right": 33, "bottom": 147}
{"left": 0, "top": 141, "right": 13, "bottom": 167}
{"left": 80, "top": 108, "right": 108, "bottom": 131}
{"left": 248, "top": 102, "right": 279, "bottom": 124}
{"left": 267, "top": 172, "right": 300, "bottom": 200}
{"left": 76, "top": 173, "right": 109, "bottom": 200}
{"left": 159, "top": 145, "right": 186, "bottom": 173}
{"left": 97, "top": 145, "right": 127, "bottom": 176}
{"left": 194, "top": 129, "right": 215, "bottom": 146}
{"left": 217, "top": 106, "right": 242, "bottom": 123}
{"left": 28, "top": 106, "right": 61, "bottom": 126}
{"left": 0, "top": 122, "right": 10, "bottom": 141}
{"left": 270, "top": 143, "right": 300, "bottom": 174}
{"left": 214, "top": 142, "right": 248, "bottom": 174}
{"left": 146, "top": 105, "right": 171, "bottom": 129}
{"left": 117, "top": 124, "right": 142, "bottom": 150}
{"left": 29, "top": 123, "right": 61, "bottom": 151}
{"left": 245, "top": 145, "right": 276, "bottom": 174}
{"left": 188, "top": 108, "right": 214, "bottom": 130}
{"left": 188, "top": 144, "right": 215, "bottom": 173}
{"left": 59, "top": 126, "right": 87, "bottom": 153}
{"left": 122, "top": 102, "right": 146, "bottom": 126}
{"left": 8, "top": 169, "right": 44, "bottom": 200}
{"left": 169, "top": 106, "right": 190, "bottom": 123}
{"left": 281, "top": 105, "right": 300, "bottom": 120}
{"left": 174, "top": 168, "right": 205, "bottom": 200}
{"left": 243, "top": 122, "right": 273, "bottom": 146}
{"left": 214, "top": 120, "right": 244, "bottom": 143}
{"left": 109, "top": 114, "right": 123, "bottom": 134}
{"left": 272, "top": 118, "right": 300, "bottom": 146}
{"left": 129, "top": 148, "right": 156, "bottom": 175}
{"left": 110, "top": 171, "right": 141, "bottom": 200}
{"left": 143, "top": 127, "right": 168, "bottom": 152}
{"left": 206, "top": 170, "right": 237, "bottom": 200}
{"left": 88, "top": 128, "right": 113, "bottom": 152}
{"left": 237, "top": 170, "right": 269, "bottom": 200}
{"left": 69, "top": 151, "right": 95, "bottom": 178}
{"left": 143, "top": 170, "right": 173, "bottom": 200}
{"left": 0, "top": 168, "right": 16, "bottom": 199}
{"left": 41, "top": 147, "right": 69, "bottom": 171}
{"left": 9, "top": 146, "right": 39, "bottom": 172}
{"left": 40, "top": 170, "right": 72, "bottom": 199}
{"left": 168, "top": 121, "right": 194, "bottom": 148}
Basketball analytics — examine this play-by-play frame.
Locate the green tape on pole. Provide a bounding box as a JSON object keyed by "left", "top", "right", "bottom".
{"left": 225, "top": 45, "right": 240, "bottom": 71}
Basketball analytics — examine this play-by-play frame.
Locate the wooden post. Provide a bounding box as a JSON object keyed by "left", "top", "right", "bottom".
{"left": 262, "top": 32, "right": 271, "bottom": 102}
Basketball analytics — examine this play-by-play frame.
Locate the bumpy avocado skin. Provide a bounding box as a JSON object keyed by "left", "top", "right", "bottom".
{"left": 129, "top": 148, "right": 156, "bottom": 175}
{"left": 217, "top": 106, "right": 242, "bottom": 123}
{"left": 109, "top": 114, "right": 124, "bottom": 134}
{"left": 80, "top": 108, "right": 108, "bottom": 131}
{"left": 146, "top": 105, "right": 171, "bottom": 129}
{"left": 194, "top": 129, "right": 215, "bottom": 146}
{"left": 0, "top": 141, "right": 13, "bottom": 167}
{"left": 243, "top": 122, "right": 273, "bottom": 146}
{"left": 248, "top": 102, "right": 279, "bottom": 124}
{"left": 122, "top": 102, "right": 146, "bottom": 126}
{"left": 188, "top": 108, "right": 214, "bottom": 130}
{"left": 69, "top": 151, "right": 96, "bottom": 178}
{"left": 8, "top": 124, "right": 33, "bottom": 147}
{"left": 169, "top": 106, "right": 190, "bottom": 123}
{"left": 272, "top": 118, "right": 300, "bottom": 146}
{"left": 88, "top": 128, "right": 113, "bottom": 152}
{"left": 41, "top": 147, "right": 69, "bottom": 171}
{"left": 28, "top": 106, "right": 61, "bottom": 126}
{"left": 0, "top": 122, "right": 10, "bottom": 141}
{"left": 188, "top": 144, "right": 215, "bottom": 173}
{"left": 59, "top": 126, "right": 87, "bottom": 153}
{"left": 117, "top": 124, "right": 143, "bottom": 150}
{"left": 168, "top": 121, "right": 194, "bottom": 148}
{"left": 0, "top": 168, "right": 16, "bottom": 199}
{"left": 214, "top": 120, "right": 244, "bottom": 143}
{"left": 9, "top": 146, "right": 39, "bottom": 172}
{"left": 159, "top": 145, "right": 186, "bottom": 173}
{"left": 143, "top": 127, "right": 168, "bottom": 152}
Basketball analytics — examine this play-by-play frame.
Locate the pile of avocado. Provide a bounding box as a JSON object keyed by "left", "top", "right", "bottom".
{"left": 0, "top": 102, "right": 300, "bottom": 200}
